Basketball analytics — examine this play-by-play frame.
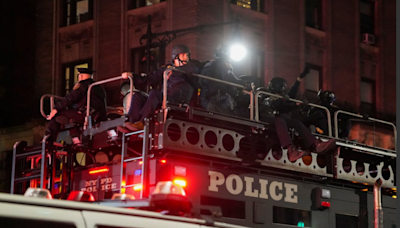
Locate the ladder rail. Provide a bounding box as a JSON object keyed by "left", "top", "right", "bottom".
{"left": 10, "top": 141, "right": 21, "bottom": 194}
{"left": 119, "top": 122, "right": 149, "bottom": 199}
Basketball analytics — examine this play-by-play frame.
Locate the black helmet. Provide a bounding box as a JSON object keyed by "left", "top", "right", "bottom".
{"left": 318, "top": 90, "right": 336, "bottom": 105}
{"left": 214, "top": 44, "right": 229, "bottom": 59}
{"left": 268, "top": 77, "right": 287, "bottom": 95}
{"left": 171, "top": 44, "right": 190, "bottom": 60}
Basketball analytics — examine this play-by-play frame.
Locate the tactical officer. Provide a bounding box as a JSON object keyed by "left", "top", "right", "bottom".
{"left": 199, "top": 45, "right": 245, "bottom": 116}
{"left": 261, "top": 73, "right": 336, "bottom": 162}
{"left": 45, "top": 68, "right": 107, "bottom": 142}
{"left": 299, "top": 90, "right": 336, "bottom": 135}
{"left": 121, "top": 44, "right": 203, "bottom": 130}
{"left": 307, "top": 90, "right": 351, "bottom": 138}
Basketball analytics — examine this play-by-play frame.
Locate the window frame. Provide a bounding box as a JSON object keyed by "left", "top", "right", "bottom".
{"left": 303, "top": 63, "right": 322, "bottom": 103}
{"left": 62, "top": 61, "right": 92, "bottom": 96}
{"left": 305, "top": 0, "right": 323, "bottom": 30}
{"left": 128, "top": 0, "right": 166, "bottom": 10}
{"left": 230, "top": 49, "right": 265, "bottom": 87}
{"left": 60, "top": 0, "right": 94, "bottom": 27}
{"left": 360, "top": 77, "right": 376, "bottom": 115}
{"left": 230, "top": 0, "right": 265, "bottom": 13}
{"left": 359, "top": 0, "right": 375, "bottom": 35}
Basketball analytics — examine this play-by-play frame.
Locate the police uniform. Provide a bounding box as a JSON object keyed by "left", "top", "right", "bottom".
{"left": 46, "top": 68, "right": 107, "bottom": 140}
{"left": 127, "top": 60, "right": 202, "bottom": 123}
{"left": 262, "top": 79, "right": 316, "bottom": 150}
{"left": 199, "top": 58, "right": 242, "bottom": 115}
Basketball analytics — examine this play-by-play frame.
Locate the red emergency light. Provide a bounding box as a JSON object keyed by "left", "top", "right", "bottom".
{"left": 160, "top": 159, "right": 167, "bottom": 164}
{"left": 88, "top": 167, "right": 109, "bottom": 175}
{"left": 321, "top": 201, "right": 331, "bottom": 208}
{"left": 121, "top": 180, "right": 126, "bottom": 194}
{"left": 67, "top": 191, "right": 95, "bottom": 202}
{"left": 173, "top": 178, "right": 187, "bottom": 187}
{"left": 133, "top": 184, "right": 143, "bottom": 191}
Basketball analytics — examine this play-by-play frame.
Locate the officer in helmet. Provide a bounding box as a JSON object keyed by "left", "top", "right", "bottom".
{"left": 300, "top": 90, "right": 336, "bottom": 135}
{"left": 306, "top": 90, "right": 350, "bottom": 138}
{"left": 199, "top": 44, "right": 248, "bottom": 116}
{"left": 45, "top": 68, "right": 107, "bottom": 142}
{"left": 318, "top": 90, "right": 336, "bottom": 106}
{"left": 120, "top": 44, "right": 203, "bottom": 131}
{"left": 261, "top": 68, "right": 336, "bottom": 162}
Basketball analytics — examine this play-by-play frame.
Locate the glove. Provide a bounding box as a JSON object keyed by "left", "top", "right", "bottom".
{"left": 302, "top": 98, "right": 309, "bottom": 106}
{"left": 282, "top": 94, "right": 290, "bottom": 101}
{"left": 243, "top": 82, "right": 253, "bottom": 91}
{"left": 299, "top": 66, "right": 310, "bottom": 79}
{"left": 239, "top": 75, "right": 255, "bottom": 91}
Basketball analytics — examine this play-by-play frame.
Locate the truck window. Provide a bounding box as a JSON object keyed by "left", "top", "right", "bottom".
{"left": 335, "top": 214, "right": 358, "bottom": 228}
{"left": 273, "top": 206, "right": 311, "bottom": 227}
{"left": 200, "top": 196, "right": 245, "bottom": 219}
{"left": 0, "top": 217, "right": 76, "bottom": 228}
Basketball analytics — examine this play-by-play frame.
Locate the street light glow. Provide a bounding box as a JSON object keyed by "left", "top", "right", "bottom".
{"left": 229, "top": 44, "right": 247, "bottom": 61}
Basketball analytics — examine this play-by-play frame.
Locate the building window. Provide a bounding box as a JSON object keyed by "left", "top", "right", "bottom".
{"left": 230, "top": 50, "right": 264, "bottom": 87}
{"left": 304, "top": 64, "right": 322, "bottom": 102}
{"left": 305, "top": 0, "right": 322, "bottom": 30}
{"left": 130, "top": 46, "right": 164, "bottom": 90}
{"left": 273, "top": 206, "right": 311, "bottom": 227}
{"left": 231, "top": 0, "right": 265, "bottom": 13}
{"left": 360, "top": 78, "right": 375, "bottom": 115}
{"left": 201, "top": 196, "right": 245, "bottom": 219}
{"left": 360, "top": 0, "right": 375, "bottom": 35}
{"left": 63, "top": 62, "right": 91, "bottom": 95}
{"left": 61, "top": 0, "right": 93, "bottom": 27}
{"left": 128, "top": 0, "right": 165, "bottom": 10}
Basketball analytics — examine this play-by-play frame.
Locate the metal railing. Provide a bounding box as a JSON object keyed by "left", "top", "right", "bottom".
{"left": 39, "top": 94, "right": 63, "bottom": 118}
{"left": 118, "top": 121, "right": 149, "bottom": 199}
{"left": 333, "top": 110, "right": 397, "bottom": 151}
{"left": 40, "top": 76, "right": 134, "bottom": 125}
{"left": 254, "top": 90, "right": 333, "bottom": 137}
{"left": 163, "top": 68, "right": 255, "bottom": 120}
{"left": 85, "top": 75, "right": 134, "bottom": 130}
{"left": 10, "top": 139, "right": 52, "bottom": 193}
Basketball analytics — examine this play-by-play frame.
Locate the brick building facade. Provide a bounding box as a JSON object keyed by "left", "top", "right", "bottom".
{"left": 33, "top": 0, "right": 395, "bottom": 119}
{"left": 0, "top": 0, "right": 396, "bottom": 193}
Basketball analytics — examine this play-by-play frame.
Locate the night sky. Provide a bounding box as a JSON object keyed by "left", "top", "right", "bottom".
{"left": 0, "top": 1, "right": 39, "bottom": 128}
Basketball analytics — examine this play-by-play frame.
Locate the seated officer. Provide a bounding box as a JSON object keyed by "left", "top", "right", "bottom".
{"left": 45, "top": 68, "right": 107, "bottom": 142}
{"left": 121, "top": 44, "right": 203, "bottom": 131}
{"left": 261, "top": 76, "right": 336, "bottom": 162}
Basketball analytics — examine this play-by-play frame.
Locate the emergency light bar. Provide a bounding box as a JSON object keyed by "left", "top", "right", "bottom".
{"left": 24, "top": 188, "right": 52, "bottom": 199}
{"left": 67, "top": 191, "right": 95, "bottom": 202}
{"left": 88, "top": 167, "right": 109, "bottom": 174}
{"left": 111, "top": 193, "right": 135, "bottom": 200}
{"left": 133, "top": 184, "right": 143, "bottom": 191}
{"left": 149, "top": 181, "right": 191, "bottom": 215}
{"left": 173, "top": 179, "right": 187, "bottom": 187}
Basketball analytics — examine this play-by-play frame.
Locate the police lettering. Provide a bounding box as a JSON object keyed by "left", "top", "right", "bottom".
{"left": 81, "top": 177, "right": 117, "bottom": 193}
{"left": 208, "top": 171, "right": 298, "bottom": 203}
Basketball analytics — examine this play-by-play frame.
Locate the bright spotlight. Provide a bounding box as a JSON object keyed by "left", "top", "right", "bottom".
{"left": 229, "top": 44, "right": 247, "bottom": 61}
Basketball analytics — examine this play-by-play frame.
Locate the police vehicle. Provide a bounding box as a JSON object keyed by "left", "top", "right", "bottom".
{"left": 0, "top": 187, "right": 249, "bottom": 228}
{"left": 9, "top": 70, "right": 396, "bottom": 227}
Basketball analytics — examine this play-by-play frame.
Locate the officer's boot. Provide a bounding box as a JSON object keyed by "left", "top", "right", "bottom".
{"left": 314, "top": 139, "right": 336, "bottom": 154}
{"left": 287, "top": 145, "right": 305, "bottom": 162}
